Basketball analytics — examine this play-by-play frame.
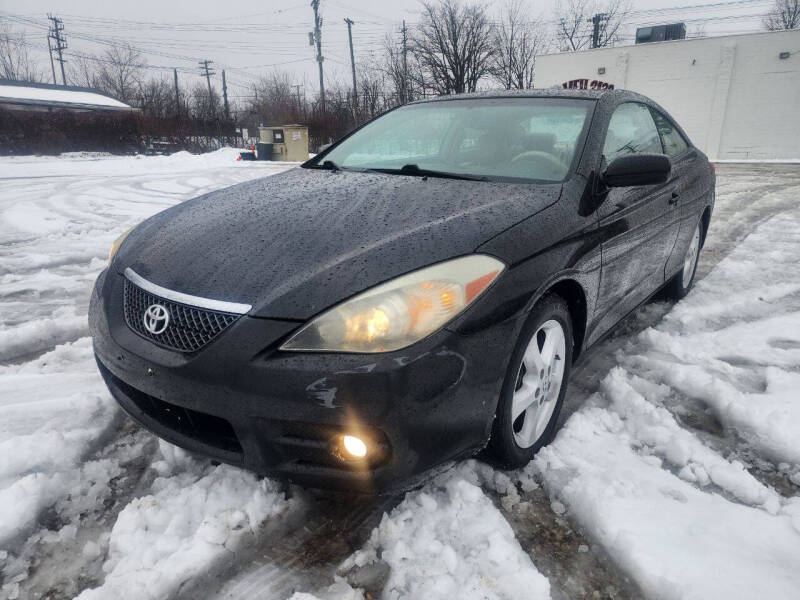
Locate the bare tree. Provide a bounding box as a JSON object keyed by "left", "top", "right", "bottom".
{"left": 358, "top": 68, "right": 388, "bottom": 120}
{"left": 189, "top": 81, "right": 222, "bottom": 120}
{"left": 0, "top": 24, "right": 42, "bottom": 82}
{"left": 382, "top": 32, "right": 415, "bottom": 104}
{"left": 138, "top": 76, "right": 175, "bottom": 118}
{"left": 94, "top": 44, "right": 146, "bottom": 104}
{"left": 67, "top": 53, "right": 100, "bottom": 88}
{"left": 248, "top": 70, "right": 301, "bottom": 125}
{"left": 491, "top": 1, "right": 548, "bottom": 89}
{"left": 764, "top": 0, "right": 800, "bottom": 30}
{"left": 412, "top": 0, "right": 495, "bottom": 95}
{"left": 555, "top": 0, "right": 629, "bottom": 51}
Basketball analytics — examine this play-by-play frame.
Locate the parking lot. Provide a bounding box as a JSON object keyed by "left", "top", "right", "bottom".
{"left": 1, "top": 154, "right": 799, "bottom": 600}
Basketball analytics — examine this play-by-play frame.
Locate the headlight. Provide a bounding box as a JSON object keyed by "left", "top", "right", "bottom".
{"left": 280, "top": 255, "right": 505, "bottom": 353}
{"left": 108, "top": 227, "right": 134, "bottom": 264}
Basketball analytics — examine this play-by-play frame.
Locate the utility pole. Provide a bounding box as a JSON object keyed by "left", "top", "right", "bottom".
{"left": 588, "top": 13, "right": 609, "bottom": 49}
{"left": 199, "top": 60, "right": 215, "bottom": 97}
{"left": 292, "top": 84, "right": 303, "bottom": 116}
{"left": 47, "top": 14, "right": 67, "bottom": 85}
{"left": 401, "top": 20, "right": 409, "bottom": 103}
{"left": 222, "top": 70, "right": 230, "bottom": 120}
{"left": 344, "top": 18, "right": 357, "bottom": 115}
{"left": 173, "top": 68, "right": 180, "bottom": 115}
{"left": 310, "top": 0, "right": 325, "bottom": 113}
{"left": 47, "top": 35, "right": 57, "bottom": 85}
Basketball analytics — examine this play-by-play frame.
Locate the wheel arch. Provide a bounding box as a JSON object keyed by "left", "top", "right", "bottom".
{"left": 527, "top": 277, "right": 588, "bottom": 363}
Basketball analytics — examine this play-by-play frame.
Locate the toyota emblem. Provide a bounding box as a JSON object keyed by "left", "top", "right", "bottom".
{"left": 143, "top": 304, "right": 170, "bottom": 335}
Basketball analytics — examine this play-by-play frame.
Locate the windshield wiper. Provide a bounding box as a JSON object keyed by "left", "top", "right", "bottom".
{"left": 309, "top": 159, "right": 341, "bottom": 171}
{"left": 370, "top": 163, "right": 490, "bottom": 182}
{"left": 307, "top": 160, "right": 369, "bottom": 173}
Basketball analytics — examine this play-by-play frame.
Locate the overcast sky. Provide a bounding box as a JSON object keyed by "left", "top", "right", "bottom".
{"left": 1, "top": 0, "right": 771, "bottom": 101}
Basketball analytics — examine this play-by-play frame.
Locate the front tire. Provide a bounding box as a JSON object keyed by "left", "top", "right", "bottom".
{"left": 488, "top": 294, "right": 573, "bottom": 468}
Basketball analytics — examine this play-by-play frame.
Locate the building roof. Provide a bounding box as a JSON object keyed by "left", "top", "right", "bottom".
{"left": 0, "top": 80, "right": 133, "bottom": 112}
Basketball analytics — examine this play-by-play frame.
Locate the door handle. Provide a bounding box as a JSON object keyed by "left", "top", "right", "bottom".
{"left": 669, "top": 191, "right": 680, "bottom": 205}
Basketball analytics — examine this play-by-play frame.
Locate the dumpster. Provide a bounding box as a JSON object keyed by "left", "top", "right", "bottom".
{"left": 256, "top": 142, "right": 273, "bottom": 161}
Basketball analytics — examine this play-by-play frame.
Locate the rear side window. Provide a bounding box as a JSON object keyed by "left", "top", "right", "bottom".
{"left": 603, "top": 103, "right": 662, "bottom": 161}
{"left": 650, "top": 110, "right": 690, "bottom": 157}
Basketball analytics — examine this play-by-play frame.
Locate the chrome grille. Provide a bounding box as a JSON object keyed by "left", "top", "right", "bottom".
{"left": 123, "top": 279, "right": 241, "bottom": 353}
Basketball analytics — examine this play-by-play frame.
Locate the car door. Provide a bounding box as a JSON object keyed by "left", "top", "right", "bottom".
{"left": 594, "top": 102, "right": 680, "bottom": 335}
{"left": 649, "top": 108, "right": 704, "bottom": 280}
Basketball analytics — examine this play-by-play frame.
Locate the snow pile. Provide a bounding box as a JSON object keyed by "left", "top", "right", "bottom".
{"left": 77, "top": 443, "right": 295, "bottom": 600}
{"left": 535, "top": 393, "right": 800, "bottom": 599}
{"left": 289, "top": 585, "right": 365, "bottom": 600}
{"left": 339, "top": 469, "right": 550, "bottom": 600}
{"left": 0, "top": 147, "right": 295, "bottom": 180}
{"left": 0, "top": 339, "right": 118, "bottom": 547}
{"left": 0, "top": 307, "right": 89, "bottom": 362}
{"left": 533, "top": 209, "right": 800, "bottom": 599}
{"left": 625, "top": 210, "right": 800, "bottom": 465}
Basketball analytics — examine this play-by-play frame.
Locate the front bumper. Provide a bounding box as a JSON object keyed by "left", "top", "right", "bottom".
{"left": 90, "top": 269, "right": 518, "bottom": 493}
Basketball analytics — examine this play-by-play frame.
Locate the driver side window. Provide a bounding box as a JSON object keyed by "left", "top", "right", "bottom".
{"left": 603, "top": 103, "right": 663, "bottom": 162}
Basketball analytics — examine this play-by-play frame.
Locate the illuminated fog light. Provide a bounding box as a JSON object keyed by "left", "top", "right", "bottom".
{"left": 342, "top": 435, "right": 368, "bottom": 458}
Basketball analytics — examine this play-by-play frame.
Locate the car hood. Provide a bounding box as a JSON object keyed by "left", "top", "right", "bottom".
{"left": 115, "top": 168, "right": 561, "bottom": 319}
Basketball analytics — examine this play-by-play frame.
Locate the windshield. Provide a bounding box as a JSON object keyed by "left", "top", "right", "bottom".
{"left": 312, "top": 98, "right": 593, "bottom": 183}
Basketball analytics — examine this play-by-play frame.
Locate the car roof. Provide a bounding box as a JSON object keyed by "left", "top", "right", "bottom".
{"left": 408, "top": 88, "right": 641, "bottom": 104}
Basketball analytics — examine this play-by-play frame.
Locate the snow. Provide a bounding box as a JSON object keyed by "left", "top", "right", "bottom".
{"left": 0, "top": 84, "right": 131, "bottom": 109}
{"left": 77, "top": 443, "right": 296, "bottom": 600}
{"left": 713, "top": 159, "right": 800, "bottom": 164}
{"left": 0, "top": 339, "right": 118, "bottom": 547}
{"left": 0, "top": 150, "right": 297, "bottom": 600}
{"left": 531, "top": 203, "right": 800, "bottom": 598}
{"left": 340, "top": 466, "right": 551, "bottom": 600}
{"left": 0, "top": 154, "right": 799, "bottom": 600}
{"left": 534, "top": 400, "right": 800, "bottom": 600}
{"left": 624, "top": 211, "right": 800, "bottom": 466}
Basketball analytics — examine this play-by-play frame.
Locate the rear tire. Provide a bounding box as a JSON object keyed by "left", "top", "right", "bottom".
{"left": 666, "top": 220, "right": 702, "bottom": 299}
{"left": 488, "top": 294, "right": 573, "bottom": 468}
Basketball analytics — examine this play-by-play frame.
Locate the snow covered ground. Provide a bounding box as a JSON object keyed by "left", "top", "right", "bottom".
{"left": 0, "top": 154, "right": 798, "bottom": 600}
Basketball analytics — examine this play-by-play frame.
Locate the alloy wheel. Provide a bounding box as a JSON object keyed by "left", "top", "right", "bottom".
{"left": 511, "top": 319, "right": 566, "bottom": 448}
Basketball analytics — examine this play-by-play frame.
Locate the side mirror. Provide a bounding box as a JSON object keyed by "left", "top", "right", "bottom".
{"left": 602, "top": 153, "right": 671, "bottom": 187}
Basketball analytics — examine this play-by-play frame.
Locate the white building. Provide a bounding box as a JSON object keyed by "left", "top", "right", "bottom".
{"left": 535, "top": 29, "right": 800, "bottom": 160}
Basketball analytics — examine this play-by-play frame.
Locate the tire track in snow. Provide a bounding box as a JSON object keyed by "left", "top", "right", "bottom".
{"left": 485, "top": 483, "right": 645, "bottom": 600}
{"left": 198, "top": 492, "right": 400, "bottom": 600}
{"left": 6, "top": 423, "right": 159, "bottom": 600}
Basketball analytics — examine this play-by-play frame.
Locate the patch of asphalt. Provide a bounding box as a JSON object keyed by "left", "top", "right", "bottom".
{"left": 192, "top": 491, "right": 401, "bottom": 600}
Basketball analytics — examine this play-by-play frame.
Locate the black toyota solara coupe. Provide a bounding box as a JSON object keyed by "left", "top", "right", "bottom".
{"left": 90, "top": 89, "right": 715, "bottom": 493}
